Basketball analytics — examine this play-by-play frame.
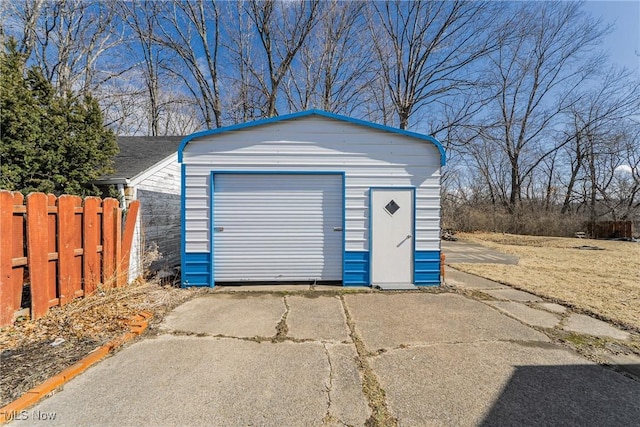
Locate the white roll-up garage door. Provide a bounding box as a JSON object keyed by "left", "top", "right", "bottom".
{"left": 213, "top": 174, "right": 343, "bottom": 282}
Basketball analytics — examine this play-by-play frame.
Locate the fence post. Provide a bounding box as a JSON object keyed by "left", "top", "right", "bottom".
{"left": 101, "top": 198, "right": 118, "bottom": 287}
{"left": 12, "top": 193, "right": 25, "bottom": 311}
{"left": 26, "top": 193, "right": 50, "bottom": 320}
{"left": 46, "top": 194, "right": 58, "bottom": 307}
{"left": 114, "top": 206, "right": 122, "bottom": 287}
{"left": 57, "top": 195, "right": 73, "bottom": 304}
{"left": 83, "top": 197, "right": 101, "bottom": 295}
{"left": 120, "top": 201, "right": 140, "bottom": 286}
{"left": 0, "top": 192, "right": 18, "bottom": 325}
{"left": 58, "top": 195, "right": 83, "bottom": 304}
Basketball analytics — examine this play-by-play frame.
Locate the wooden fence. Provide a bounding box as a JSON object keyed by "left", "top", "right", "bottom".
{"left": 586, "top": 221, "right": 634, "bottom": 239}
{"left": 0, "top": 191, "right": 140, "bottom": 326}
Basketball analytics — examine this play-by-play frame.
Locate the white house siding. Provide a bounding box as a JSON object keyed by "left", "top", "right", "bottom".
{"left": 133, "top": 154, "right": 182, "bottom": 272}
{"left": 182, "top": 115, "right": 442, "bottom": 286}
{"left": 127, "top": 211, "right": 142, "bottom": 283}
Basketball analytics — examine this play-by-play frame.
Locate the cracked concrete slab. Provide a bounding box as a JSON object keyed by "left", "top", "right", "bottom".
{"left": 442, "top": 241, "right": 519, "bottom": 264}
{"left": 481, "top": 288, "right": 543, "bottom": 302}
{"left": 15, "top": 292, "right": 639, "bottom": 427}
{"left": 563, "top": 313, "right": 631, "bottom": 341}
{"left": 445, "top": 268, "right": 509, "bottom": 289}
{"left": 215, "top": 284, "right": 314, "bottom": 292}
{"left": 534, "top": 302, "right": 567, "bottom": 314}
{"left": 598, "top": 353, "right": 640, "bottom": 379}
{"left": 371, "top": 341, "right": 640, "bottom": 427}
{"left": 487, "top": 301, "right": 561, "bottom": 329}
{"left": 20, "top": 336, "right": 336, "bottom": 427}
{"left": 343, "top": 293, "right": 548, "bottom": 351}
{"left": 161, "top": 294, "right": 285, "bottom": 338}
{"left": 323, "top": 343, "right": 371, "bottom": 426}
{"left": 287, "top": 295, "right": 350, "bottom": 342}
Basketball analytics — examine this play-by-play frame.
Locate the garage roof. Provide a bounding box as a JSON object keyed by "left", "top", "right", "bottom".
{"left": 178, "top": 110, "right": 446, "bottom": 166}
{"left": 100, "top": 136, "right": 183, "bottom": 181}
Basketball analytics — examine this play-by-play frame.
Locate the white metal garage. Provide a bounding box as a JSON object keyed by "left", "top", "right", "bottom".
{"left": 179, "top": 110, "right": 446, "bottom": 288}
{"left": 212, "top": 173, "right": 343, "bottom": 282}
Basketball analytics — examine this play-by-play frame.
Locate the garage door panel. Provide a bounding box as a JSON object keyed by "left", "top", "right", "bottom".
{"left": 213, "top": 174, "right": 343, "bottom": 282}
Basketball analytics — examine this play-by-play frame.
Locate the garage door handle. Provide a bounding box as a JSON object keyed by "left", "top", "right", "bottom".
{"left": 215, "top": 227, "right": 224, "bottom": 232}
{"left": 333, "top": 227, "right": 343, "bottom": 232}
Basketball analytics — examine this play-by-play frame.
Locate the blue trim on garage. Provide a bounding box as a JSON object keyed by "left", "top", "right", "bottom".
{"left": 344, "top": 251, "right": 369, "bottom": 286}
{"left": 341, "top": 175, "right": 347, "bottom": 286}
{"left": 212, "top": 170, "right": 344, "bottom": 176}
{"left": 415, "top": 250, "right": 441, "bottom": 286}
{"left": 182, "top": 253, "right": 211, "bottom": 287}
{"left": 210, "top": 172, "right": 215, "bottom": 287}
{"left": 177, "top": 110, "right": 446, "bottom": 166}
{"left": 180, "top": 163, "right": 189, "bottom": 287}
{"left": 181, "top": 162, "right": 214, "bottom": 288}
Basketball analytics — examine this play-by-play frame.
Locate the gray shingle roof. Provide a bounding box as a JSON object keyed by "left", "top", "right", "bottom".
{"left": 103, "top": 136, "right": 183, "bottom": 180}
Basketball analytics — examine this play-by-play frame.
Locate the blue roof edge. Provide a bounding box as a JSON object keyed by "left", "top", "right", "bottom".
{"left": 177, "top": 109, "right": 446, "bottom": 166}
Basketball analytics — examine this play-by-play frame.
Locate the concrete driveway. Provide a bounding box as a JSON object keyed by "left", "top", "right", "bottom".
{"left": 442, "top": 240, "right": 519, "bottom": 264}
{"left": 13, "top": 288, "right": 640, "bottom": 426}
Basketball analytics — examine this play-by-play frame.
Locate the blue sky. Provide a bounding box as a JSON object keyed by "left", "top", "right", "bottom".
{"left": 583, "top": 0, "right": 640, "bottom": 72}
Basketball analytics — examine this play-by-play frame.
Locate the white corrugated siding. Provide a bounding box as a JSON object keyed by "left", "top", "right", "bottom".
{"left": 136, "top": 157, "right": 182, "bottom": 269}
{"left": 183, "top": 116, "right": 441, "bottom": 255}
{"left": 126, "top": 155, "right": 182, "bottom": 280}
{"left": 213, "top": 174, "right": 342, "bottom": 281}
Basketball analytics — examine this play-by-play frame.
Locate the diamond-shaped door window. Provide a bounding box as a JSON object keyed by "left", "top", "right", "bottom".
{"left": 384, "top": 199, "right": 400, "bottom": 215}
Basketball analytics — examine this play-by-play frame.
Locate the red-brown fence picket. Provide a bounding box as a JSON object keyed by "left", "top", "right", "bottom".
{"left": 0, "top": 190, "right": 140, "bottom": 326}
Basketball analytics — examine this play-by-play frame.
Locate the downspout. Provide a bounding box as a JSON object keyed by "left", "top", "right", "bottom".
{"left": 117, "top": 183, "right": 126, "bottom": 207}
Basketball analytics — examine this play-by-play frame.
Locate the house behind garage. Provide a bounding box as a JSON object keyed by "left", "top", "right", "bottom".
{"left": 95, "top": 136, "right": 183, "bottom": 279}
{"left": 179, "top": 110, "right": 446, "bottom": 288}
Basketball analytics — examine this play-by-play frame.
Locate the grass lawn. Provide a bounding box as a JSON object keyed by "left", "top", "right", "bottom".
{"left": 450, "top": 233, "right": 640, "bottom": 332}
{"left": 0, "top": 280, "right": 204, "bottom": 407}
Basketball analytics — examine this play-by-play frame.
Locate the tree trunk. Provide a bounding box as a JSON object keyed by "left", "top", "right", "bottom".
{"left": 509, "top": 161, "right": 521, "bottom": 213}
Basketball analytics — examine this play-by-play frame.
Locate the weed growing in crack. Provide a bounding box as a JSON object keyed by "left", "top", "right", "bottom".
{"left": 321, "top": 342, "right": 336, "bottom": 424}
{"left": 272, "top": 296, "right": 290, "bottom": 343}
{"left": 339, "top": 295, "right": 398, "bottom": 427}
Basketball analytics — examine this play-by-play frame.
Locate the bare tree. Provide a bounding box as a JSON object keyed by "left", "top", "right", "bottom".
{"left": 367, "top": 1, "right": 497, "bottom": 130}
{"left": 282, "top": 0, "right": 373, "bottom": 115}
{"left": 117, "top": 0, "right": 165, "bottom": 136}
{"left": 221, "top": 0, "right": 263, "bottom": 123}
{"left": 8, "top": 0, "right": 123, "bottom": 96}
{"left": 159, "top": 94, "right": 201, "bottom": 136}
{"left": 244, "top": 0, "right": 321, "bottom": 117}
{"left": 100, "top": 78, "right": 148, "bottom": 136}
{"left": 155, "top": 0, "right": 222, "bottom": 128}
{"left": 98, "top": 70, "right": 202, "bottom": 136}
{"left": 362, "top": 75, "right": 395, "bottom": 126}
{"left": 1, "top": 0, "right": 45, "bottom": 59}
{"left": 614, "top": 127, "right": 640, "bottom": 220}
{"left": 474, "top": 2, "right": 607, "bottom": 212}
{"left": 559, "top": 68, "right": 640, "bottom": 217}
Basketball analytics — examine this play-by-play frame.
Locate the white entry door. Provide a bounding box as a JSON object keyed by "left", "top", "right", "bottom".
{"left": 370, "top": 188, "right": 414, "bottom": 285}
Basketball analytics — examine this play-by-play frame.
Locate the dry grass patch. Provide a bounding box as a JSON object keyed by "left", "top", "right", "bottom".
{"left": 452, "top": 233, "right": 640, "bottom": 332}
{"left": 0, "top": 279, "right": 205, "bottom": 406}
{"left": 1, "top": 279, "right": 202, "bottom": 351}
